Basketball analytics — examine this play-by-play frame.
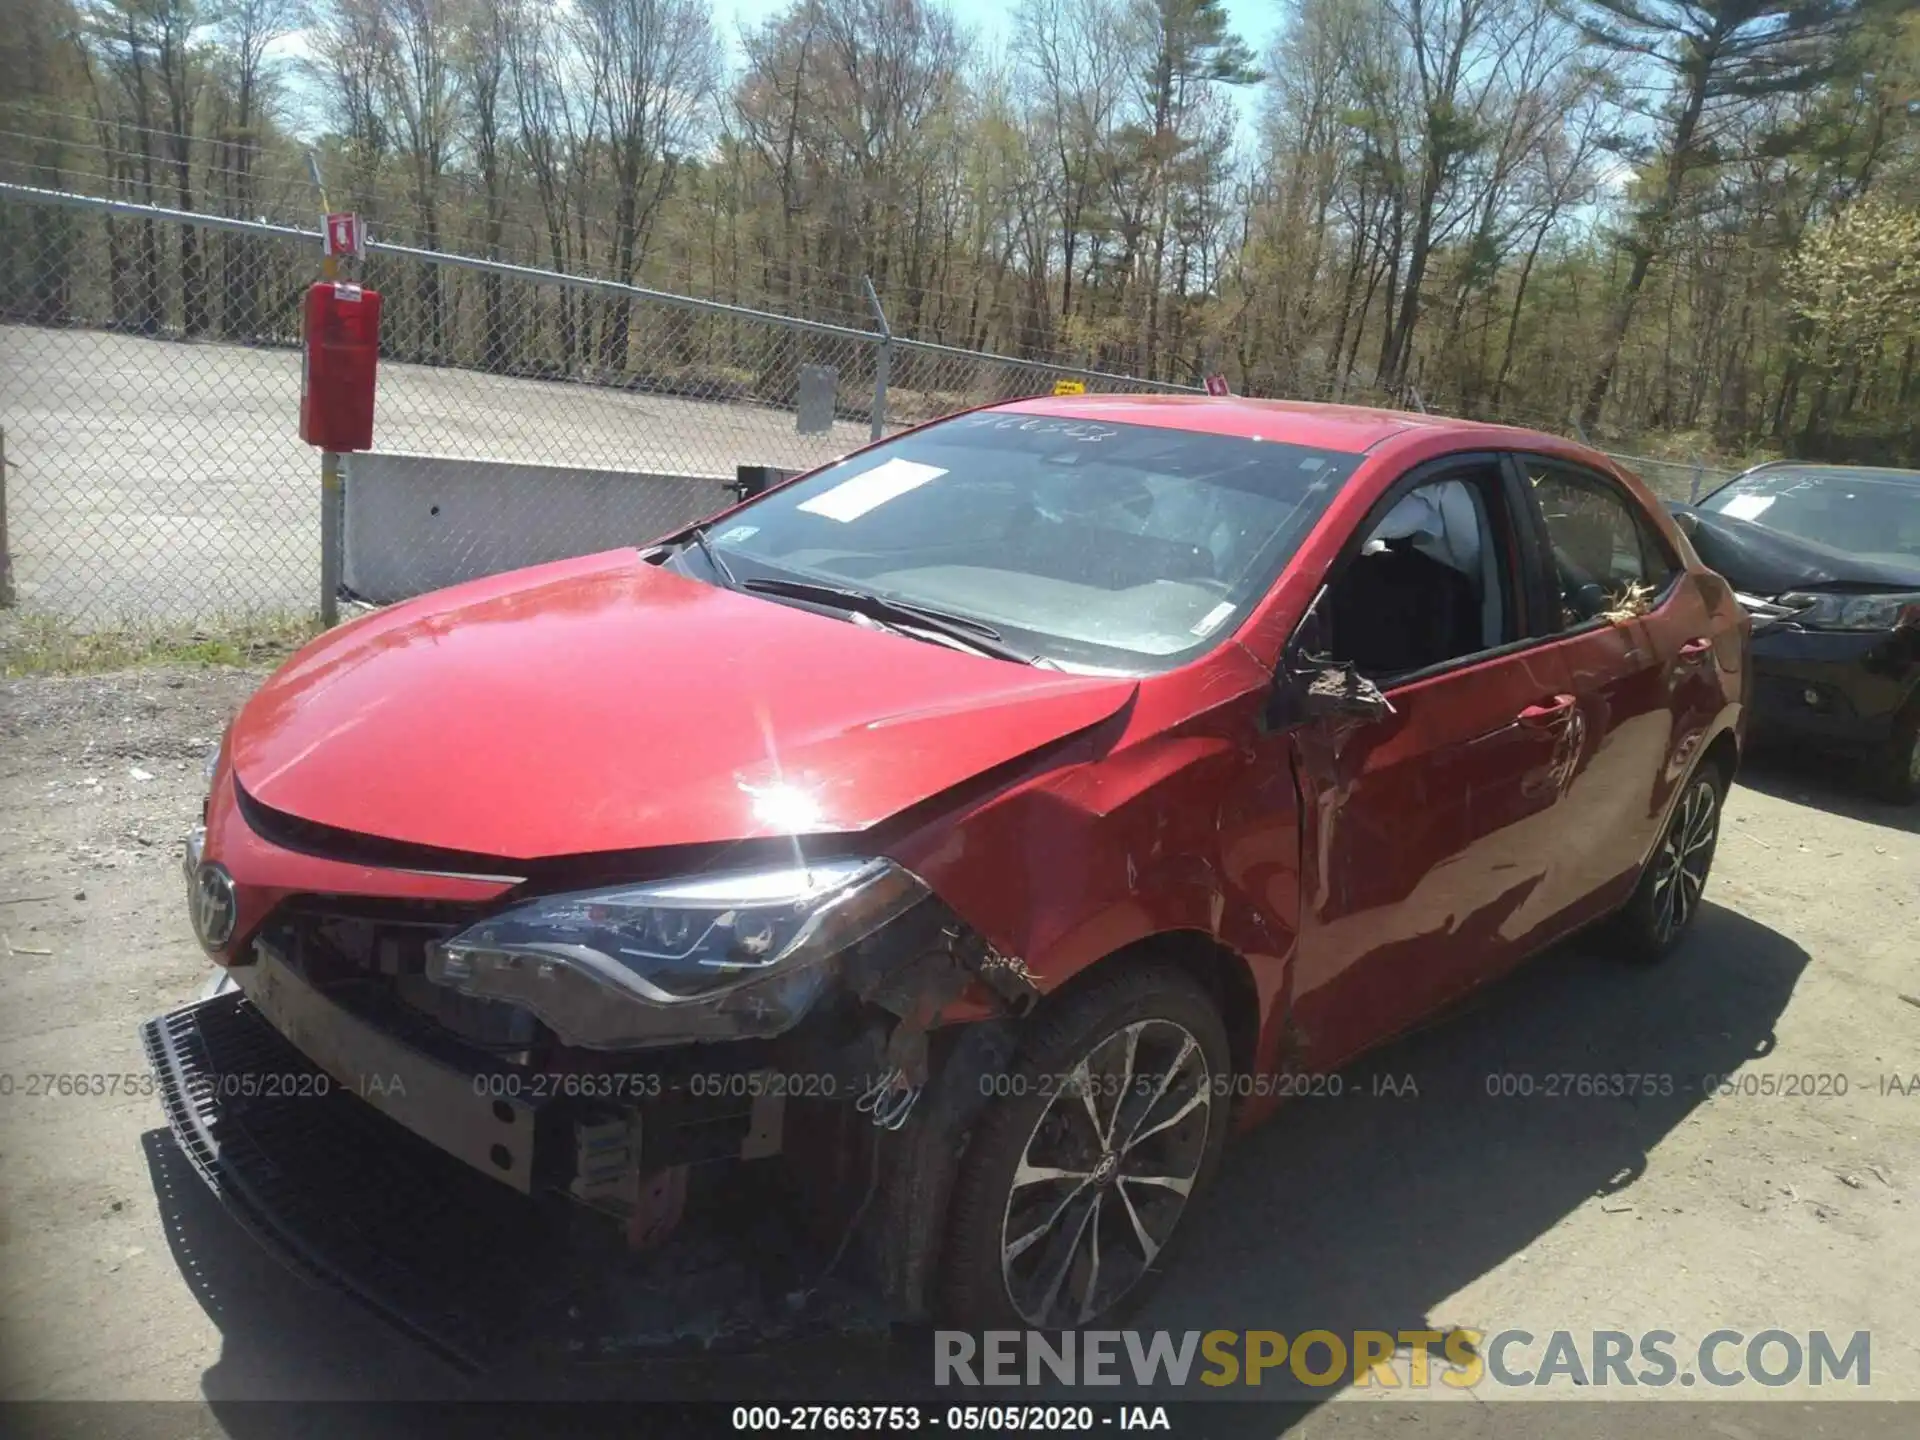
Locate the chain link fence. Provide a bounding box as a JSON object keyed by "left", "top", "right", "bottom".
{"left": 1, "top": 181, "right": 1739, "bottom": 629}
{"left": 1602, "top": 454, "right": 1735, "bottom": 503}
{"left": 0, "top": 182, "right": 1197, "bottom": 626}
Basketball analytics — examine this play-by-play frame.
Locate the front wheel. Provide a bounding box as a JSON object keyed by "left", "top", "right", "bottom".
{"left": 939, "top": 966, "right": 1229, "bottom": 1329}
{"left": 1611, "top": 767, "right": 1725, "bottom": 963}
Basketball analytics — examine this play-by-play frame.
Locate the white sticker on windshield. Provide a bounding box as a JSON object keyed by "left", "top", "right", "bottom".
{"left": 716, "top": 524, "right": 759, "bottom": 543}
{"left": 797, "top": 459, "right": 947, "bottom": 522}
{"left": 1192, "top": 601, "right": 1237, "bottom": 636}
{"left": 1720, "top": 494, "right": 1775, "bottom": 521}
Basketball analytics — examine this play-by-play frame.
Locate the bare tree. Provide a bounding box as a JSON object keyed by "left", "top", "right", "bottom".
{"left": 379, "top": 0, "right": 462, "bottom": 356}
{"left": 458, "top": 0, "right": 510, "bottom": 367}
{"left": 1013, "top": 0, "right": 1132, "bottom": 337}
{"left": 501, "top": 0, "right": 603, "bottom": 370}
{"left": 209, "top": 0, "right": 293, "bottom": 336}
{"left": 576, "top": 0, "right": 718, "bottom": 369}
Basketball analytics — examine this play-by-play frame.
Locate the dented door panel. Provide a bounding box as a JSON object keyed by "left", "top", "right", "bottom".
{"left": 1288, "top": 643, "right": 1582, "bottom": 1071}
{"left": 1528, "top": 599, "right": 1696, "bottom": 929}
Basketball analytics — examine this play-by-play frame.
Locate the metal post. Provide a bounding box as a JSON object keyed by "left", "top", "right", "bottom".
{"left": 320, "top": 450, "right": 342, "bottom": 626}
{"left": 863, "top": 276, "right": 891, "bottom": 442}
{"left": 307, "top": 151, "right": 339, "bottom": 284}
{"left": 1688, "top": 462, "right": 1704, "bottom": 503}
{"left": 0, "top": 427, "right": 14, "bottom": 607}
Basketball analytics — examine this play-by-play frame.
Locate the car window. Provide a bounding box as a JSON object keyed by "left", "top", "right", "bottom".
{"left": 709, "top": 414, "right": 1360, "bottom": 674}
{"left": 1699, "top": 467, "right": 1920, "bottom": 563}
{"left": 1526, "top": 461, "right": 1679, "bottom": 627}
{"left": 1318, "top": 463, "right": 1519, "bottom": 680}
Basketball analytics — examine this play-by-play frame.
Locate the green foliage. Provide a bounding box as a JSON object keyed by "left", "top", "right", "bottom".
{"left": 1784, "top": 197, "right": 1920, "bottom": 369}
{"left": 0, "top": 612, "right": 319, "bottom": 677}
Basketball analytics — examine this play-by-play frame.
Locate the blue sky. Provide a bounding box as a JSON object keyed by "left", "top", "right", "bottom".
{"left": 714, "top": 0, "right": 1284, "bottom": 55}
{"left": 713, "top": 0, "right": 1280, "bottom": 136}
{"left": 277, "top": 0, "right": 1280, "bottom": 147}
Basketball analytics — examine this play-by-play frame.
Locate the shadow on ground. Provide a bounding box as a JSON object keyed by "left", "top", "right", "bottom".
{"left": 142, "top": 900, "right": 1805, "bottom": 1428}
{"left": 1735, "top": 746, "right": 1918, "bottom": 836}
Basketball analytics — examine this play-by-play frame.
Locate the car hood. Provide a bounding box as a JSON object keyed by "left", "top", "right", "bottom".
{"left": 229, "top": 551, "right": 1137, "bottom": 862}
{"left": 1672, "top": 504, "right": 1920, "bottom": 593}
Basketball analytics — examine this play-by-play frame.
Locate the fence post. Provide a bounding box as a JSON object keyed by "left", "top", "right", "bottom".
{"left": 0, "top": 427, "right": 13, "bottom": 607}
{"left": 863, "top": 276, "right": 891, "bottom": 442}
{"left": 1688, "top": 461, "right": 1704, "bottom": 503}
{"left": 320, "top": 450, "right": 342, "bottom": 625}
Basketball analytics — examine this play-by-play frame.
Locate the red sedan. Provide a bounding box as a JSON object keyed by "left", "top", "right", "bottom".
{"left": 158, "top": 396, "right": 1747, "bottom": 1339}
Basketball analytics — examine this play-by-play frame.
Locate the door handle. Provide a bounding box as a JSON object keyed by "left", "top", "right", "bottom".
{"left": 1678, "top": 636, "right": 1714, "bottom": 660}
{"left": 1518, "top": 694, "right": 1577, "bottom": 727}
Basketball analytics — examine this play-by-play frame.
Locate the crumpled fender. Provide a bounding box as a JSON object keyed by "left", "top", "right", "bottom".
{"left": 883, "top": 643, "right": 1296, "bottom": 1051}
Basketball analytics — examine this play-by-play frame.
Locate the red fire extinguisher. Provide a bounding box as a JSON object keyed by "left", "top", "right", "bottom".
{"left": 299, "top": 281, "right": 382, "bottom": 452}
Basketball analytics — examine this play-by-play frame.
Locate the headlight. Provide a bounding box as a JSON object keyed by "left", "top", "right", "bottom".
{"left": 1784, "top": 592, "right": 1920, "bottom": 632}
{"left": 425, "top": 858, "right": 927, "bottom": 1049}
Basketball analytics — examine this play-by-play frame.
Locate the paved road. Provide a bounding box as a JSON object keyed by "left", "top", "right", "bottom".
{"left": 0, "top": 324, "right": 869, "bottom": 622}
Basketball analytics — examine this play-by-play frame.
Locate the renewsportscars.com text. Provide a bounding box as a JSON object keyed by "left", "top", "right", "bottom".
{"left": 934, "top": 1328, "right": 1871, "bottom": 1390}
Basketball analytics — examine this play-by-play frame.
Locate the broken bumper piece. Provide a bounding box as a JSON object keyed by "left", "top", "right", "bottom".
{"left": 138, "top": 992, "right": 893, "bottom": 1370}
{"left": 140, "top": 991, "right": 552, "bottom": 1370}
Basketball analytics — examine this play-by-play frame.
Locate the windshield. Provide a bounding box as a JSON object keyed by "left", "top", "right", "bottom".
{"left": 1700, "top": 467, "right": 1920, "bottom": 564}
{"left": 703, "top": 411, "right": 1358, "bottom": 673}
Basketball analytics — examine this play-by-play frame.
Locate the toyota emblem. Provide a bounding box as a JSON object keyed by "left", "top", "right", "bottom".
{"left": 190, "top": 862, "right": 238, "bottom": 952}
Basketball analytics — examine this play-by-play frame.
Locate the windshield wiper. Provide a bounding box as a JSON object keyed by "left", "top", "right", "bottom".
{"left": 684, "top": 525, "right": 737, "bottom": 589}
{"left": 741, "top": 577, "right": 1043, "bottom": 664}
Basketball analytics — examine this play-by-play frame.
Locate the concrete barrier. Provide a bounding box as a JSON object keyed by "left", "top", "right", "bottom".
{"left": 341, "top": 451, "right": 737, "bottom": 604}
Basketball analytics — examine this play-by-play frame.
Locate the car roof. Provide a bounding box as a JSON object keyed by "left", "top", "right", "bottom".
{"left": 993, "top": 393, "right": 1554, "bottom": 456}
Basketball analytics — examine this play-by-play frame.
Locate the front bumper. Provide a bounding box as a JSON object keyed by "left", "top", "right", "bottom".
{"left": 143, "top": 857, "right": 1032, "bottom": 1360}
{"left": 1747, "top": 624, "right": 1918, "bottom": 752}
{"left": 139, "top": 991, "right": 568, "bottom": 1370}
{"left": 141, "top": 988, "right": 900, "bottom": 1369}
{"left": 227, "top": 945, "right": 542, "bottom": 1191}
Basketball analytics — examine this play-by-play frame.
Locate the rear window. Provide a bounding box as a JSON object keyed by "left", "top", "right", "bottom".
{"left": 710, "top": 412, "right": 1359, "bottom": 673}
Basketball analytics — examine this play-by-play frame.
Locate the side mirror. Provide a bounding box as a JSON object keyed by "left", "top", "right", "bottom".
{"left": 1268, "top": 653, "right": 1396, "bottom": 729}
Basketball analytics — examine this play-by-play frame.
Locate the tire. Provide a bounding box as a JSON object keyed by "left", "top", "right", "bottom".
{"left": 939, "top": 964, "right": 1230, "bottom": 1330}
{"left": 1869, "top": 709, "right": 1920, "bottom": 805}
{"left": 1610, "top": 764, "right": 1726, "bottom": 963}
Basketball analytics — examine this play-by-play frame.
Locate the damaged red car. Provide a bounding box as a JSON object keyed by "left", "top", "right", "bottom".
{"left": 149, "top": 396, "right": 1747, "bottom": 1351}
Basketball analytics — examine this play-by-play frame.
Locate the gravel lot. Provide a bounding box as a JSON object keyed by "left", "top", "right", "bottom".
{"left": 0, "top": 325, "right": 869, "bottom": 621}
{"left": 0, "top": 664, "right": 1915, "bottom": 1428}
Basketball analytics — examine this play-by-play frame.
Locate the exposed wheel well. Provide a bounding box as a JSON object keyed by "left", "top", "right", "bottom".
{"left": 1702, "top": 729, "right": 1740, "bottom": 790}
{"left": 1042, "top": 930, "right": 1261, "bottom": 1085}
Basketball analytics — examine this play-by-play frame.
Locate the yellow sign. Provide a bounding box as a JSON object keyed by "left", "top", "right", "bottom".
{"left": 1051, "top": 378, "right": 1087, "bottom": 395}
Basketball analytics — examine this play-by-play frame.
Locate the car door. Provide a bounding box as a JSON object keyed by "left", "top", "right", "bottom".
{"left": 1285, "top": 454, "right": 1585, "bottom": 1071}
{"left": 1508, "top": 454, "right": 1719, "bottom": 929}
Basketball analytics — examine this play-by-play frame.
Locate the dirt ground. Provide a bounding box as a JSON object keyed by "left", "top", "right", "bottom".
{"left": 0, "top": 663, "right": 1915, "bottom": 1425}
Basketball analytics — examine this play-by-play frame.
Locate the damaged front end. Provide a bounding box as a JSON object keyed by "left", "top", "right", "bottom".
{"left": 141, "top": 860, "right": 1038, "bottom": 1365}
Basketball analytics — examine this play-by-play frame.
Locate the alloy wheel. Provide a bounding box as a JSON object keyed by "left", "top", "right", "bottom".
{"left": 998, "top": 1018, "right": 1214, "bottom": 1326}
{"left": 1650, "top": 776, "right": 1719, "bottom": 944}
